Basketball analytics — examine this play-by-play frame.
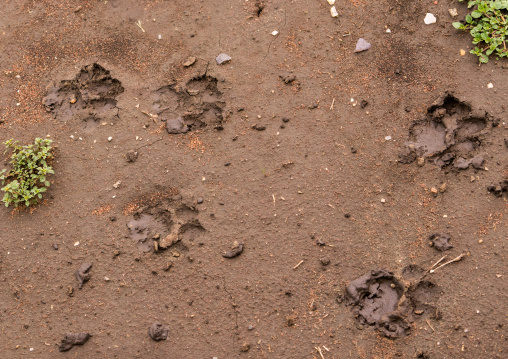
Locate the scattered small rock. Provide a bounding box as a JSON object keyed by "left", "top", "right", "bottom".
{"left": 252, "top": 124, "right": 266, "bottom": 131}
{"left": 429, "top": 233, "right": 453, "bottom": 251}
{"left": 240, "top": 342, "right": 251, "bottom": 352}
{"left": 183, "top": 56, "right": 196, "bottom": 67}
{"left": 439, "top": 183, "right": 447, "bottom": 193}
{"left": 59, "top": 333, "right": 91, "bottom": 352}
{"left": 282, "top": 117, "right": 290, "bottom": 123}
{"left": 75, "top": 263, "right": 92, "bottom": 289}
{"left": 354, "top": 38, "right": 371, "bottom": 53}
{"left": 223, "top": 241, "right": 244, "bottom": 258}
{"left": 424, "top": 13, "right": 437, "bottom": 24}
{"left": 430, "top": 187, "right": 438, "bottom": 197}
{"left": 360, "top": 100, "right": 368, "bottom": 108}
{"left": 126, "top": 150, "right": 138, "bottom": 162}
{"left": 148, "top": 322, "right": 169, "bottom": 341}
{"left": 330, "top": 6, "right": 338, "bottom": 18}
{"left": 448, "top": 8, "right": 458, "bottom": 18}
{"left": 286, "top": 315, "right": 296, "bottom": 327}
{"left": 320, "top": 258, "right": 330, "bottom": 266}
{"left": 52, "top": 244, "right": 59, "bottom": 250}
{"left": 416, "top": 157, "right": 425, "bottom": 167}
{"left": 216, "top": 53, "right": 231, "bottom": 65}
{"left": 196, "top": 197, "right": 204, "bottom": 204}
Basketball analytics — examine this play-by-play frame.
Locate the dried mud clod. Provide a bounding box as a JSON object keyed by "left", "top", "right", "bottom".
{"left": 127, "top": 195, "right": 204, "bottom": 253}
{"left": 58, "top": 332, "right": 91, "bottom": 352}
{"left": 151, "top": 74, "right": 225, "bottom": 134}
{"left": 399, "top": 92, "right": 493, "bottom": 169}
{"left": 43, "top": 63, "right": 124, "bottom": 126}
{"left": 148, "top": 322, "right": 169, "bottom": 341}
{"left": 346, "top": 269, "right": 409, "bottom": 338}
{"left": 429, "top": 233, "right": 453, "bottom": 251}
{"left": 487, "top": 179, "right": 508, "bottom": 197}
{"left": 75, "top": 263, "right": 92, "bottom": 289}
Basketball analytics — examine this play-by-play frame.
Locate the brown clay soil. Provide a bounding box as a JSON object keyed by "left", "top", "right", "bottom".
{"left": 0, "top": 1, "right": 507, "bottom": 358}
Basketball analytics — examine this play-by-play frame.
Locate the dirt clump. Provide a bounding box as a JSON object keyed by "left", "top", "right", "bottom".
{"left": 487, "top": 179, "right": 508, "bottom": 197}
{"left": 429, "top": 233, "right": 453, "bottom": 251}
{"left": 148, "top": 322, "right": 169, "bottom": 341}
{"left": 75, "top": 263, "right": 92, "bottom": 289}
{"left": 59, "top": 333, "right": 91, "bottom": 352}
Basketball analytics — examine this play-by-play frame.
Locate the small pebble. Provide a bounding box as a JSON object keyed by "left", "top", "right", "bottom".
{"left": 424, "top": 13, "right": 437, "bottom": 24}
{"left": 216, "top": 53, "right": 231, "bottom": 65}
{"left": 108, "top": 136, "right": 113, "bottom": 142}
{"left": 52, "top": 244, "right": 58, "bottom": 250}
{"left": 330, "top": 6, "right": 338, "bottom": 18}
{"left": 196, "top": 197, "right": 203, "bottom": 204}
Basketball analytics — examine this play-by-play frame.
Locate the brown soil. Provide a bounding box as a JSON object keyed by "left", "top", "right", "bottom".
{"left": 0, "top": 1, "right": 507, "bottom": 358}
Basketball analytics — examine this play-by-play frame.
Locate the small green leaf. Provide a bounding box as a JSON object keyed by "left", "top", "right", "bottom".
{"left": 453, "top": 22, "right": 465, "bottom": 29}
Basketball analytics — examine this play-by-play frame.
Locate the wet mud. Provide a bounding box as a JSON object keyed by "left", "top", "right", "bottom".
{"left": 150, "top": 75, "right": 225, "bottom": 134}
{"left": 43, "top": 63, "right": 124, "bottom": 127}
{"left": 346, "top": 269, "right": 409, "bottom": 338}
{"left": 127, "top": 195, "right": 204, "bottom": 253}
{"left": 399, "top": 92, "right": 493, "bottom": 169}
{"left": 346, "top": 268, "right": 443, "bottom": 339}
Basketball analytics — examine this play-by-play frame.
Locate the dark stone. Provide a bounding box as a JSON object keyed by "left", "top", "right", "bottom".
{"left": 126, "top": 150, "right": 138, "bottom": 162}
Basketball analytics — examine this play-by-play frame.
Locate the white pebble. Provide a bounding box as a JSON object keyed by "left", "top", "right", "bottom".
{"left": 108, "top": 136, "right": 113, "bottom": 142}
{"left": 74, "top": 241, "right": 80, "bottom": 246}
{"left": 327, "top": 0, "right": 335, "bottom": 4}
{"left": 271, "top": 30, "right": 278, "bottom": 36}
{"left": 158, "top": 34, "right": 162, "bottom": 39}
{"left": 330, "top": 6, "right": 338, "bottom": 18}
{"left": 385, "top": 135, "right": 392, "bottom": 141}
{"left": 487, "top": 82, "right": 493, "bottom": 88}
{"left": 380, "top": 198, "right": 386, "bottom": 203}
{"left": 69, "top": 135, "right": 74, "bottom": 139}
{"left": 386, "top": 28, "right": 391, "bottom": 33}
{"left": 424, "top": 13, "right": 437, "bottom": 25}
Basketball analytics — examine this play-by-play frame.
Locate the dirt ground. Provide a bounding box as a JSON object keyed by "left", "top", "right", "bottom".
{"left": 0, "top": 0, "right": 507, "bottom": 358}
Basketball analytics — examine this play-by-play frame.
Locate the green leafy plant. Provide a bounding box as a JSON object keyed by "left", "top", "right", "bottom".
{"left": 453, "top": 0, "right": 508, "bottom": 63}
{"left": 0, "top": 138, "right": 54, "bottom": 207}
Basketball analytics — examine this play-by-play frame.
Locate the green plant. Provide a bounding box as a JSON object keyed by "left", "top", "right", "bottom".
{"left": 453, "top": 0, "right": 508, "bottom": 63}
{"left": 0, "top": 138, "right": 54, "bottom": 207}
